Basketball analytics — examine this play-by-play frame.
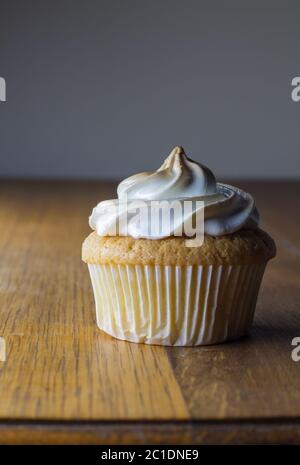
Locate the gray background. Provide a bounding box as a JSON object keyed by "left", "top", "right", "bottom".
{"left": 0, "top": 0, "right": 299, "bottom": 179}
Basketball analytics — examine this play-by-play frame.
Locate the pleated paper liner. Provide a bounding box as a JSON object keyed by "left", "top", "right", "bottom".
{"left": 88, "top": 263, "right": 266, "bottom": 346}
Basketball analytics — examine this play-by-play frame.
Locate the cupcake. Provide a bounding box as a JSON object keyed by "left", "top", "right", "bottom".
{"left": 82, "top": 146, "right": 276, "bottom": 346}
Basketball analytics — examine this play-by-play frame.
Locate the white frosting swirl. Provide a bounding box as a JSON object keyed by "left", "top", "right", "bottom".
{"left": 117, "top": 146, "right": 217, "bottom": 200}
{"left": 89, "top": 146, "right": 259, "bottom": 238}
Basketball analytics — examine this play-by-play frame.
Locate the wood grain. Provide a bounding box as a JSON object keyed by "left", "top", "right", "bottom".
{"left": 0, "top": 420, "right": 300, "bottom": 445}
{"left": 0, "top": 180, "right": 299, "bottom": 444}
{"left": 0, "top": 181, "right": 188, "bottom": 421}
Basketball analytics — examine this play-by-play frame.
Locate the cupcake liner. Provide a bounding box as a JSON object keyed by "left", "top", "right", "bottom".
{"left": 88, "top": 263, "right": 266, "bottom": 346}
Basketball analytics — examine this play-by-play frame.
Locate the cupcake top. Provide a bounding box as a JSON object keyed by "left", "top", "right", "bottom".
{"left": 89, "top": 146, "right": 259, "bottom": 239}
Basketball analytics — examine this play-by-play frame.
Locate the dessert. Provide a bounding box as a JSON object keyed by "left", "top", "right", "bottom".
{"left": 82, "top": 146, "right": 276, "bottom": 345}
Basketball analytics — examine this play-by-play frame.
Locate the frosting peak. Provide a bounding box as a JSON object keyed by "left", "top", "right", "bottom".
{"left": 89, "top": 146, "right": 259, "bottom": 239}
{"left": 117, "top": 146, "right": 217, "bottom": 200}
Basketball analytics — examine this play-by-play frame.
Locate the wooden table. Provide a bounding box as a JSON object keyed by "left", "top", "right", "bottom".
{"left": 0, "top": 180, "right": 299, "bottom": 445}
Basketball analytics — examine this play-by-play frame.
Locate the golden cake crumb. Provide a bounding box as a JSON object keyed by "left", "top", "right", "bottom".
{"left": 82, "top": 228, "right": 276, "bottom": 266}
